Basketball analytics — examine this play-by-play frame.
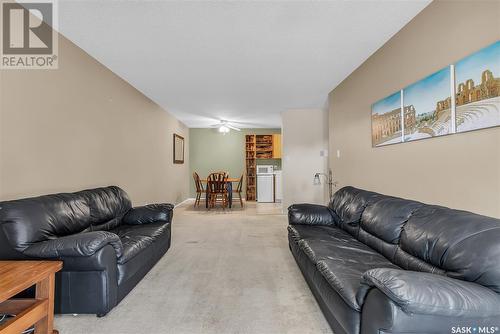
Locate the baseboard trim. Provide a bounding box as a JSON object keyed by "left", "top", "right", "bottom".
{"left": 174, "top": 198, "right": 194, "bottom": 208}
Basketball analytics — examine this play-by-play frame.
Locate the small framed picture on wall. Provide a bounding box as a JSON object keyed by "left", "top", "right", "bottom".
{"left": 173, "top": 133, "right": 184, "bottom": 164}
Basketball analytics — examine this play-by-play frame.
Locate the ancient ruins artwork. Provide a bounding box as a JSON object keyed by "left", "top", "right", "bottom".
{"left": 371, "top": 91, "right": 402, "bottom": 147}
{"left": 403, "top": 66, "right": 452, "bottom": 142}
{"left": 371, "top": 41, "right": 499, "bottom": 147}
{"left": 455, "top": 41, "right": 500, "bottom": 133}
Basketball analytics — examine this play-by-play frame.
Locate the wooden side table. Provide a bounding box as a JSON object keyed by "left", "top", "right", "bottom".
{"left": 0, "top": 261, "right": 63, "bottom": 334}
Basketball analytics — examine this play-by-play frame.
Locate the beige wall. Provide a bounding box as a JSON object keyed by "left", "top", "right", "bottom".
{"left": 282, "top": 109, "right": 329, "bottom": 209}
{"left": 0, "top": 32, "right": 190, "bottom": 205}
{"left": 329, "top": 0, "right": 500, "bottom": 218}
{"left": 189, "top": 128, "right": 280, "bottom": 197}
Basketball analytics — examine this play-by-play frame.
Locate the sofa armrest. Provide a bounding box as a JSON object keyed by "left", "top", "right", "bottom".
{"left": 288, "top": 204, "right": 338, "bottom": 226}
{"left": 23, "top": 231, "right": 123, "bottom": 259}
{"left": 122, "top": 203, "right": 174, "bottom": 225}
{"left": 358, "top": 268, "right": 500, "bottom": 317}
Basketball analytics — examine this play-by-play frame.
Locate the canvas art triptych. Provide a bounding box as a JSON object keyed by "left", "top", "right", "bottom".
{"left": 372, "top": 40, "right": 500, "bottom": 147}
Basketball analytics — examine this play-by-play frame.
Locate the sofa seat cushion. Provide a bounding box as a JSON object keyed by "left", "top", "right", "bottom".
{"left": 291, "top": 225, "right": 363, "bottom": 263}
{"left": 288, "top": 224, "right": 349, "bottom": 243}
{"left": 316, "top": 252, "right": 400, "bottom": 311}
{"left": 296, "top": 227, "right": 400, "bottom": 311}
{"left": 111, "top": 222, "right": 170, "bottom": 264}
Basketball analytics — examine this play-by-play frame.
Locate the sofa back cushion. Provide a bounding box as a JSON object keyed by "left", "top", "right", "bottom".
{"left": 0, "top": 186, "right": 132, "bottom": 252}
{"left": 77, "top": 186, "right": 131, "bottom": 231}
{"left": 328, "top": 186, "right": 382, "bottom": 237}
{"left": 0, "top": 193, "right": 91, "bottom": 251}
{"left": 358, "top": 197, "right": 422, "bottom": 261}
{"left": 400, "top": 205, "right": 500, "bottom": 293}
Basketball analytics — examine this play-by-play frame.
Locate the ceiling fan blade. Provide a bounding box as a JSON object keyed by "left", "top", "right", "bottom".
{"left": 226, "top": 124, "right": 241, "bottom": 131}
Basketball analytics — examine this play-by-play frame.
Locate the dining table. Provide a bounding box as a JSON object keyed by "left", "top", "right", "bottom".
{"left": 200, "top": 178, "right": 240, "bottom": 208}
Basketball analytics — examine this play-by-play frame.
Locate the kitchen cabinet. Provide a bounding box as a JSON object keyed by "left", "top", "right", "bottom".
{"left": 274, "top": 171, "right": 282, "bottom": 202}
{"left": 272, "top": 134, "right": 281, "bottom": 159}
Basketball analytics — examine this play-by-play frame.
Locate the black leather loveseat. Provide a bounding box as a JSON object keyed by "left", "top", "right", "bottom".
{"left": 288, "top": 186, "right": 500, "bottom": 334}
{"left": 0, "top": 186, "right": 173, "bottom": 316}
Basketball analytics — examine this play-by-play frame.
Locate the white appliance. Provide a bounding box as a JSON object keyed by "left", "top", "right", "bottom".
{"left": 274, "top": 171, "right": 282, "bottom": 202}
{"left": 257, "top": 165, "right": 274, "bottom": 174}
{"left": 257, "top": 165, "right": 274, "bottom": 202}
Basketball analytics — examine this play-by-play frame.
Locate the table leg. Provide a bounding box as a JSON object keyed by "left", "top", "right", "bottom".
{"left": 34, "top": 273, "right": 56, "bottom": 334}
{"left": 206, "top": 190, "right": 209, "bottom": 208}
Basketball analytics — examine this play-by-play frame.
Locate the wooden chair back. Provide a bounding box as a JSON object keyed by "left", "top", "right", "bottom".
{"left": 207, "top": 172, "right": 227, "bottom": 194}
{"left": 193, "top": 172, "right": 203, "bottom": 192}
{"left": 236, "top": 174, "right": 243, "bottom": 192}
{"left": 215, "top": 171, "right": 228, "bottom": 178}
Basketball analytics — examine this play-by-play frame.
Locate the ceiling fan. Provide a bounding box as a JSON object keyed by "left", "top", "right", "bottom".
{"left": 210, "top": 120, "right": 241, "bottom": 134}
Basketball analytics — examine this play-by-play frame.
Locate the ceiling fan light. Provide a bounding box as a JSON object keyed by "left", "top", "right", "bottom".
{"left": 218, "top": 125, "right": 230, "bottom": 133}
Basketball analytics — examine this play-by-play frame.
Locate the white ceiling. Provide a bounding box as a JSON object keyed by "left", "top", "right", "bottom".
{"left": 57, "top": 0, "right": 430, "bottom": 128}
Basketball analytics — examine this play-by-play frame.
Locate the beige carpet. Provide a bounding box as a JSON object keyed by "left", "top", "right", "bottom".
{"left": 55, "top": 201, "right": 332, "bottom": 334}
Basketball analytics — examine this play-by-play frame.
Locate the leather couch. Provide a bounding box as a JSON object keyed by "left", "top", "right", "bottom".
{"left": 0, "top": 186, "right": 174, "bottom": 316}
{"left": 288, "top": 186, "right": 500, "bottom": 334}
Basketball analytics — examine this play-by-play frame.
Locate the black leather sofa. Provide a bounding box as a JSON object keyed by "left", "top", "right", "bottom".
{"left": 0, "top": 186, "right": 173, "bottom": 316}
{"left": 288, "top": 186, "right": 500, "bottom": 334}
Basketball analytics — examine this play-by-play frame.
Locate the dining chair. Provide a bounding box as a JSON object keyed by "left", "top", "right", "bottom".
{"left": 232, "top": 174, "right": 244, "bottom": 207}
{"left": 207, "top": 172, "right": 229, "bottom": 208}
{"left": 193, "top": 172, "right": 205, "bottom": 207}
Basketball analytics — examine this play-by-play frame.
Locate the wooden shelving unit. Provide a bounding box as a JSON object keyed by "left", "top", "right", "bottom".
{"left": 255, "top": 135, "right": 273, "bottom": 159}
{"left": 245, "top": 135, "right": 256, "bottom": 201}
{"left": 245, "top": 133, "right": 282, "bottom": 201}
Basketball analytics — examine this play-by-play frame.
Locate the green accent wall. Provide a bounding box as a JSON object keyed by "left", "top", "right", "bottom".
{"left": 189, "top": 128, "right": 281, "bottom": 197}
